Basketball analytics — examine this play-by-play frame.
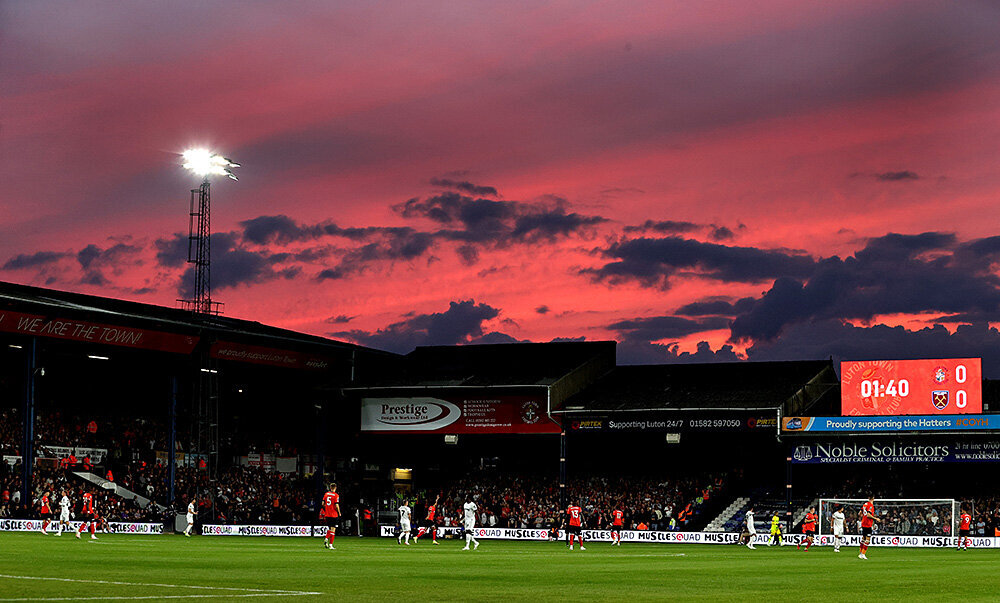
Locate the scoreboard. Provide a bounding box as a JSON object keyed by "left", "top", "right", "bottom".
{"left": 841, "top": 358, "right": 982, "bottom": 416}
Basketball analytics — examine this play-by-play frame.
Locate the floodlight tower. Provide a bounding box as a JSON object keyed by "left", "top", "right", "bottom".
{"left": 179, "top": 149, "right": 239, "bottom": 315}
{"left": 178, "top": 149, "right": 239, "bottom": 524}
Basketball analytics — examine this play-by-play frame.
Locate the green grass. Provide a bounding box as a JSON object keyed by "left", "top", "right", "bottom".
{"left": 1, "top": 532, "right": 998, "bottom": 601}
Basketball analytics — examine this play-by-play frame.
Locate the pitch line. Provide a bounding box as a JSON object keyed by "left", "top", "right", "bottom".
{"left": 0, "top": 575, "right": 321, "bottom": 600}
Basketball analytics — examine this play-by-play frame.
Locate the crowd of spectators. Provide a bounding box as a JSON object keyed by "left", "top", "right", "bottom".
{"left": 395, "top": 472, "right": 728, "bottom": 533}
{"left": 172, "top": 466, "right": 320, "bottom": 525}
{"left": 1, "top": 461, "right": 164, "bottom": 522}
{"left": 2, "top": 407, "right": 321, "bottom": 526}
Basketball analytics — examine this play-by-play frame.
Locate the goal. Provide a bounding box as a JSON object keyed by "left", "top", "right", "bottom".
{"left": 818, "top": 498, "right": 960, "bottom": 537}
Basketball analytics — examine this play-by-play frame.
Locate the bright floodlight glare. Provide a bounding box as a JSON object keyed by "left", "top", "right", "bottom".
{"left": 182, "top": 149, "right": 240, "bottom": 180}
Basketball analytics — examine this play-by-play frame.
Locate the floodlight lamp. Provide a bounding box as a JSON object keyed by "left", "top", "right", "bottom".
{"left": 182, "top": 149, "right": 240, "bottom": 181}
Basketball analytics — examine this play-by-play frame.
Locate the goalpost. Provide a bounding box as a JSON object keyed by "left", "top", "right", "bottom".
{"left": 818, "top": 499, "right": 960, "bottom": 537}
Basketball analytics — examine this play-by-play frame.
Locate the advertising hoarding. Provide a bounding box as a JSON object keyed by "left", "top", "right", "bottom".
{"left": 790, "top": 440, "right": 1000, "bottom": 463}
{"left": 782, "top": 414, "right": 1000, "bottom": 433}
{"left": 567, "top": 411, "right": 779, "bottom": 433}
{"left": 362, "top": 396, "right": 560, "bottom": 434}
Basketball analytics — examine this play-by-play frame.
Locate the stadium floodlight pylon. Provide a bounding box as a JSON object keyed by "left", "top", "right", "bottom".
{"left": 818, "top": 498, "right": 959, "bottom": 537}
{"left": 178, "top": 149, "right": 238, "bottom": 316}
{"left": 177, "top": 149, "right": 239, "bottom": 524}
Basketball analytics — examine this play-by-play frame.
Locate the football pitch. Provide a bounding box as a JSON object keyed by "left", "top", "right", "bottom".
{"left": 1, "top": 533, "right": 998, "bottom": 602}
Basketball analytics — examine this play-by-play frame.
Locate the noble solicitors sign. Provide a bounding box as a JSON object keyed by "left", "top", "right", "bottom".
{"left": 790, "top": 440, "right": 1000, "bottom": 464}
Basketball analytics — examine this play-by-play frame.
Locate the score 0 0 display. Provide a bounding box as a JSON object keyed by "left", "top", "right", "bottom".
{"left": 841, "top": 358, "right": 982, "bottom": 416}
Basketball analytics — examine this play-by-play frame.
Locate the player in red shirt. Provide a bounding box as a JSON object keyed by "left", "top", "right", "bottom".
{"left": 414, "top": 495, "right": 440, "bottom": 544}
{"left": 957, "top": 507, "right": 972, "bottom": 550}
{"left": 566, "top": 502, "right": 586, "bottom": 551}
{"left": 39, "top": 491, "right": 53, "bottom": 535}
{"left": 798, "top": 507, "right": 817, "bottom": 551}
{"left": 858, "top": 496, "right": 878, "bottom": 560}
{"left": 76, "top": 490, "right": 98, "bottom": 540}
{"left": 320, "top": 483, "right": 340, "bottom": 550}
{"left": 609, "top": 505, "right": 624, "bottom": 546}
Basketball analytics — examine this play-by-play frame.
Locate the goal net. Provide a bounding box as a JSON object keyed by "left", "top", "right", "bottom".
{"left": 818, "top": 499, "right": 958, "bottom": 537}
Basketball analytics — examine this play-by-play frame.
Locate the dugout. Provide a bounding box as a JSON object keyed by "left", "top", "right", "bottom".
{"left": 0, "top": 280, "right": 397, "bottom": 515}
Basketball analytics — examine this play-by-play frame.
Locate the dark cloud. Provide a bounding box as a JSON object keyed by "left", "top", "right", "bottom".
{"left": 75, "top": 242, "right": 142, "bottom": 286}
{"left": 155, "top": 234, "right": 190, "bottom": 268}
{"left": 617, "top": 340, "right": 742, "bottom": 365}
{"left": 240, "top": 215, "right": 322, "bottom": 245}
{"left": 234, "top": 182, "right": 605, "bottom": 279}
{"left": 2, "top": 251, "right": 67, "bottom": 270}
{"left": 745, "top": 320, "right": 1000, "bottom": 378}
{"left": 315, "top": 229, "right": 435, "bottom": 280}
{"left": 77, "top": 245, "right": 102, "bottom": 270}
{"left": 729, "top": 232, "right": 1000, "bottom": 343}
{"left": 535, "top": 305, "right": 550, "bottom": 314}
{"left": 587, "top": 236, "right": 815, "bottom": 288}
{"left": 80, "top": 271, "right": 110, "bottom": 286}
{"left": 623, "top": 220, "right": 700, "bottom": 234}
{"left": 325, "top": 314, "right": 355, "bottom": 324}
{"left": 876, "top": 170, "right": 919, "bottom": 181}
{"left": 608, "top": 315, "right": 730, "bottom": 341}
{"left": 430, "top": 178, "right": 499, "bottom": 198}
{"left": 675, "top": 297, "right": 756, "bottom": 316}
{"left": 710, "top": 226, "right": 735, "bottom": 241}
{"left": 600, "top": 187, "right": 645, "bottom": 197}
{"left": 456, "top": 245, "right": 479, "bottom": 266}
{"left": 394, "top": 191, "right": 605, "bottom": 249}
{"left": 607, "top": 314, "right": 734, "bottom": 365}
{"left": 510, "top": 205, "right": 606, "bottom": 242}
{"left": 331, "top": 299, "right": 501, "bottom": 354}
{"left": 471, "top": 331, "right": 523, "bottom": 344}
{"left": 76, "top": 242, "right": 141, "bottom": 270}
{"left": 166, "top": 232, "right": 293, "bottom": 298}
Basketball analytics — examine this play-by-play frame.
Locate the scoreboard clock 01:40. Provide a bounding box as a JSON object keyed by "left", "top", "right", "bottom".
{"left": 840, "top": 358, "right": 982, "bottom": 416}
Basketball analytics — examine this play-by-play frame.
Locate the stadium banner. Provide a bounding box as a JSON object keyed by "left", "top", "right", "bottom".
{"left": 841, "top": 358, "right": 982, "bottom": 416}
{"left": 74, "top": 447, "right": 108, "bottom": 463}
{"left": 567, "top": 411, "right": 779, "bottom": 434}
{"left": 790, "top": 440, "right": 1000, "bottom": 464}
{"left": 0, "top": 519, "right": 163, "bottom": 534}
{"left": 376, "top": 525, "right": 1000, "bottom": 548}
{"left": 210, "top": 341, "right": 332, "bottom": 371}
{"left": 39, "top": 445, "right": 109, "bottom": 464}
{"left": 0, "top": 310, "right": 199, "bottom": 354}
{"left": 202, "top": 524, "right": 330, "bottom": 537}
{"left": 782, "top": 414, "right": 1000, "bottom": 433}
{"left": 239, "top": 453, "right": 277, "bottom": 472}
{"left": 361, "top": 396, "right": 560, "bottom": 434}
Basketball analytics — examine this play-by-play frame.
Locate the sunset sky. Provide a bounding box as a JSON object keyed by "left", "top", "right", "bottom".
{"left": 4, "top": 1, "right": 1000, "bottom": 373}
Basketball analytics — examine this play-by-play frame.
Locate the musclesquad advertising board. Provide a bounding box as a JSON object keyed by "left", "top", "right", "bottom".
{"left": 361, "top": 396, "right": 560, "bottom": 434}
{"left": 841, "top": 358, "right": 982, "bottom": 416}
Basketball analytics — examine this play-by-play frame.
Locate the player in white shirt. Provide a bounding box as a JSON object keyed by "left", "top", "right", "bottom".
{"left": 184, "top": 501, "right": 196, "bottom": 537}
{"left": 57, "top": 490, "right": 72, "bottom": 536}
{"left": 462, "top": 496, "right": 479, "bottom": 551}
{"left": 397, "top": 502, "right": 412, "bottom": 545}
{"left": 745, "top": 507, "right": 756, "bottom": 549}
{"left": 831, "top": 506, "right": 846, "bottom": 553}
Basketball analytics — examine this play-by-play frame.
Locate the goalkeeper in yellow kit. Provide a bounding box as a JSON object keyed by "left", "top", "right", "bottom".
{"left": 769, "top": 512, "right": 784, "bottom": 546}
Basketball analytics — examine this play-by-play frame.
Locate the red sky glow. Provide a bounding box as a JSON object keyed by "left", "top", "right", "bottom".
{"left": 4, "top": 1, "right": 1000, "bottom": 373}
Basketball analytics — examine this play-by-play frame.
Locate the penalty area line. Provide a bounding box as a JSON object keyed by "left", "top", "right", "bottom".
{"left": 0, "top": 575, "right": 321, "bottom": 600}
